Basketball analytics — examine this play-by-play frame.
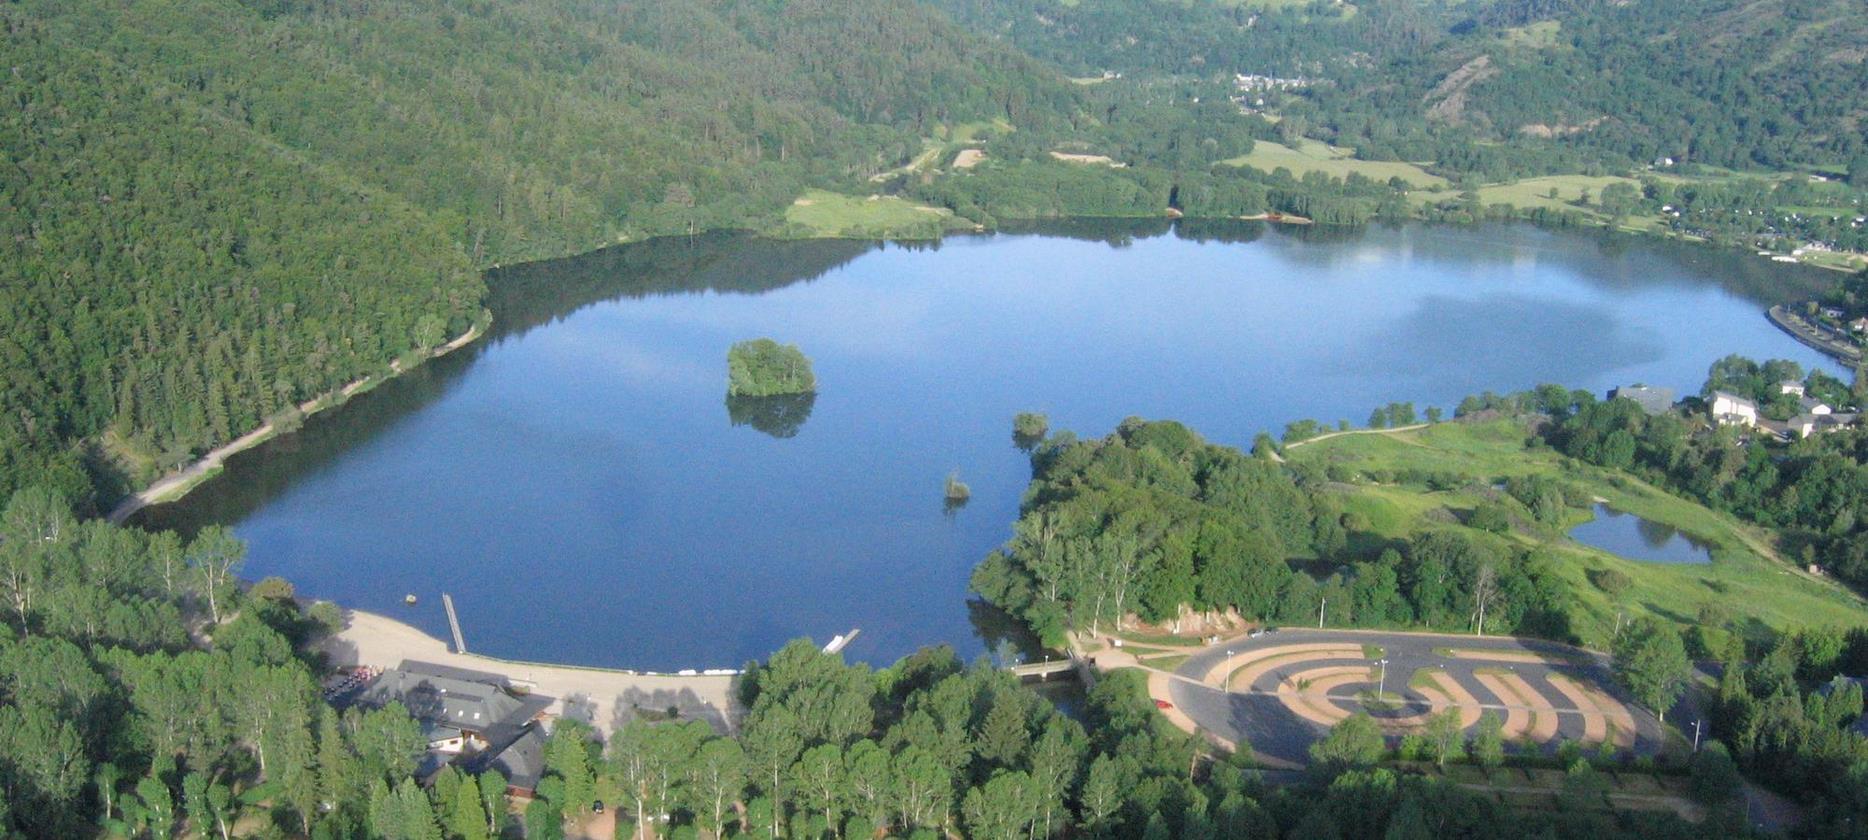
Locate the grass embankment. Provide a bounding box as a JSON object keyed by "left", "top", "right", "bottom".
{"left": 1220, "top": 139, "right": 1448, "bottom": 188}
{"left": 772, "top": 189, "right": 971, "bottom": 240}
{"left": 1286, "top": 420, "right": 1868, "bottom": 646}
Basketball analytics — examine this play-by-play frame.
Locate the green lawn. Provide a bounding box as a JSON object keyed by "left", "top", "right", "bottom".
{"left": 1222, "top": 139, "right": 1448, "bottom": 188}
{"left": 1288, "top": 421, "right": 1868, "bottom": 647}
{"left": 773, "top": 189, "right": 968, "bottom": 240}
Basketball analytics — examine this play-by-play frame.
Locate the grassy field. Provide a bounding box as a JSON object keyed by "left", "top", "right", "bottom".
{"left": 1287, "top": 421, "right": 1868, "bottom": 647}
{"left": 1499, "top": 20, "right": 1562, "bottom": 49}
{"left": 1469, "top": 175, "right": 1638, "bottom": 213}
{"left": 1404, "top": 174, "right": 1644, "bottom": 221}
{"left": 942, "top": 119, "right": 1014, "bottom": 143}
{"left": 774, "top": 190, "right": 968, "bottom": 240}
{"left": 1222, "top": 139, "right": 1448, "bottom": 188}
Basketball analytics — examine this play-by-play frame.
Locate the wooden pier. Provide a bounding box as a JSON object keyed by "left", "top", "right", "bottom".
{"left": 442, "top": 593, "right": 467, "bottom": 654}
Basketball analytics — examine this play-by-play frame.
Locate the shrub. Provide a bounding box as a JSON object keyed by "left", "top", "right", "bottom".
{"left": 1588, "top": 567, "right": 1633, "bottom": 596}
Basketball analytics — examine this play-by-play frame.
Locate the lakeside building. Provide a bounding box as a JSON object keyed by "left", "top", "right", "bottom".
{"left": 1607, "top": 385, "right": 1676, "bottom": 416}
{"left": 1786, "top": 412, "right": 1859, "bottom": 439}
{"left": 1710, "top": 391, "right": 1759, "bottom": 427}
{"left": 346, "top": 660, "right": 555, "bottom": 797}
{"left": 1778, "top": 380, "right": 1806, "bottom": 397}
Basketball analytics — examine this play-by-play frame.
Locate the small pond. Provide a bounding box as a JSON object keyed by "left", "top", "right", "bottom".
{"left": 1568, "top": 503, "right": 1715, "bottom": 565}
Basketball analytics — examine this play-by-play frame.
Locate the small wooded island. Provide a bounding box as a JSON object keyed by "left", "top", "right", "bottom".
{"left": 725, "top": 338, "right": 817, "bottom": 397}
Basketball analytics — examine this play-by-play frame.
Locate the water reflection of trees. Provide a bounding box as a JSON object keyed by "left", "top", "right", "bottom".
{"left": 487, "top": 233, "right": 874, "bottom": 341}
{"left": 725, "top": 392, "right": 817, "bottom": 439}
{"left": 139, "top": 234, "right": 870, "bottom": 534}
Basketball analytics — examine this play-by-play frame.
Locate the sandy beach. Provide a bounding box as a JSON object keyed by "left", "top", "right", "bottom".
{"left": 323, "top": 607, "right": 742, "bottom": 737}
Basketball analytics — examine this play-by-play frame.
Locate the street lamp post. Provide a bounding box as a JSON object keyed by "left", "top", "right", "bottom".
{"left": 1318, "top": 598, "right": 1326, "bottom": 629}
{"left": 1376, "top": 658, "right": 1390, "bottom": 701}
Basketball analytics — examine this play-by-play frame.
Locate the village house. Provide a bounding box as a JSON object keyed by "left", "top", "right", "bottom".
{"left": 1710, "top": 391, "right": 1759, "bottom": 426}
{"left": 1607, "top": 384, "right": 1675, "bottom": 416}
{"left": 1787, "top": 411, "right": 1859, "bottom": 439}
{"left": 1852, "top": 316, "right": 1868, "bottom": 333}
{"left": 1778, "top": 380, "right": 1806, "bottom": 397}
{"left": 1710, "top": 391, "right": 1759, "bottom": 427}
{"left": 347, "top": 660, "right": 555, "bottom": 797}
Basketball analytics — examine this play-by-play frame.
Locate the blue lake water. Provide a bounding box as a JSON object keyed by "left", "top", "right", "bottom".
{"left": 136, "top": 221, "right": 1835, "bottom": 669}
{"left": 1568, "top": 503, "right": 1717, "bottom": 565}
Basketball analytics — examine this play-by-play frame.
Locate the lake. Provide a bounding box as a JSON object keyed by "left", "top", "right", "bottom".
{"left": 1568, "top": 503, "right": 1716, "bottom": 565}
{"left": 135, "top": 220, "right": 1835, "bottom": 669}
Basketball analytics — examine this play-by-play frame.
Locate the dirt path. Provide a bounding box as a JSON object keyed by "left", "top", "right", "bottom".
{"left": 1268, "top": 423, "right": 1432, "bottom": 462}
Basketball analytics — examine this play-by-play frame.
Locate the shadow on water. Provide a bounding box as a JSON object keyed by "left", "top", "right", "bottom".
{"left": 724, "top": 392, "right": 817, "bottom": 439}
{"left": 133, "top": 233, "right": 874, "bottom": 536}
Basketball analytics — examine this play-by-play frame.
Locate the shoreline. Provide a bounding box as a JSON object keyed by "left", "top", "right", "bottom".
{"left": 323, "top": 605, "right": 741, "bottom": 736}
{"left": 1766, "top": 304, "right": 1863, "bottom": 365}
{"left": 107, "top": 311, "right": 490, "bottom": 525}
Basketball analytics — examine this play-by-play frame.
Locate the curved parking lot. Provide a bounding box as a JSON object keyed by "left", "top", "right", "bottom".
{"left": 1152, "top": 629, "right": 1665, "bottom": 767}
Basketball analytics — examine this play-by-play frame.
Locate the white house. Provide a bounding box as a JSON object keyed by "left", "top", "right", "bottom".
{"left": 1789, "top": 413, "right": 1859, "bottom": 438}
{"left": 1711, "top": 391, "right": 1758, "bottom": 427}
{"left": 1778, "top": 380, "right": 1806, "bottom": 397}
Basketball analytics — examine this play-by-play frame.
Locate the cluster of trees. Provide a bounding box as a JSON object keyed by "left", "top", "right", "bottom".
{"left": 971, "top": 418, "right": 1576, "bottom": 648}
{"left": 1706, "top": 626, "right": 1868, "bottom": 835}
{"left": 726, "top": 340, "right": 819, "bottom": 399}
{"left": 971, "top": 418, "right": 1335, "bottom": 645}
{"left": 0, "top": 485, "right": 448, "bottom": 838}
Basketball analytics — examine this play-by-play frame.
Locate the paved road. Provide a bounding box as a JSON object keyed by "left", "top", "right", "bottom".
{"left": 1162, "top": 629, "right": 1668, "bottom": 767}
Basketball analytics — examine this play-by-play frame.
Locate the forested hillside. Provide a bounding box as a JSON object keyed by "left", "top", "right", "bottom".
{"left": 0, "top": 15, "right": 485, "bottom": 508}
{"left": 0, "top": 0, "right": 1086, "bottom": 510}
{"left": 927, "top": 0, "right": 1868, "bottom": 176}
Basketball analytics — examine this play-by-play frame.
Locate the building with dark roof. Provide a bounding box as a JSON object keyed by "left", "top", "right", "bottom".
{"left": 347, "top": 660, "right": 555, "bottom": 796}
{"left": 1607, "top": 385, "right": 1675, "bottom": 416}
